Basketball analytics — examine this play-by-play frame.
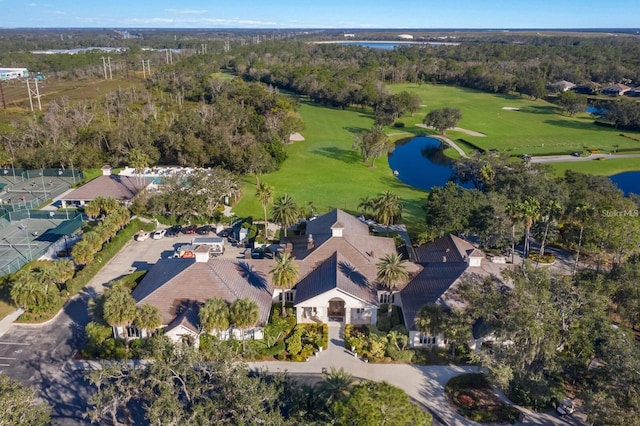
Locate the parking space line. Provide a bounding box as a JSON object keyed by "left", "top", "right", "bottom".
{"left": 0, "top": 357, "right": 17, "bottom": 360}
{"left": 0, "top": 363, "right": 9, "bottom": 367}
{"left": 0, "top": 341, "right": 29, "bottom": 345}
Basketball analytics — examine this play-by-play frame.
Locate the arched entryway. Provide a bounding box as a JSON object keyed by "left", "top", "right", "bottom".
{"left": 328, "top": 298, "right": 346, "bottom": 322}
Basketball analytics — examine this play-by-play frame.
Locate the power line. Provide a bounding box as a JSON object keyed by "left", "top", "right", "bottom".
{"left": 26, "top": 79, "right": 41, "bottom": 112}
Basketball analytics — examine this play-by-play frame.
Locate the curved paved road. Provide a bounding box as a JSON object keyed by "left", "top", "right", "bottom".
{"left": 530, "top": 153, "right": 640, "bottom": 163}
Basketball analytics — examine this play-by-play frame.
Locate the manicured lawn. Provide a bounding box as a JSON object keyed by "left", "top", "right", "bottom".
{"left": 231, "top": 102, "right": 428, "bottom": 236}
{"left": 388, "top": 84, "right": 640, "bottom": 158}
{"left": 548, "top": 157, "right": 640, "bottom": 177}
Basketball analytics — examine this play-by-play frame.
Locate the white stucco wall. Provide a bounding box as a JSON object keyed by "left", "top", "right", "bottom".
{"left": 295, "top": 288, "right": 377, "bottom": 325}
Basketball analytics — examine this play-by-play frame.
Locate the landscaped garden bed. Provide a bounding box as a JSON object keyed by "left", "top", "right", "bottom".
{"left": 445, "top": 373, "right": 521, "bottom": 423}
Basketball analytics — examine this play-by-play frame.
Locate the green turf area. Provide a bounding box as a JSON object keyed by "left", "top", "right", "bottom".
{"left": 231, "top": 102, "right": 428, "bottom": 236}
{"left": 388, "top": 84, "right": 640, "bottom": 158}
{"left": 548, "top": 157, "right": 640, "bottom": 177}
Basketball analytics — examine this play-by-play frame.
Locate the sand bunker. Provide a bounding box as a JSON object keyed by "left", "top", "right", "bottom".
{"left": 502, "top": 107, "right": 520, "bottom": 111}
{"left": 289, "top": 132, "right": 305, "bottom": 142}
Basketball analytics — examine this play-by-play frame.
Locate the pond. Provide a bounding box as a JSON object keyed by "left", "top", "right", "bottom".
{"left": 610, "top": 171, "right": 640, "bottom": 196}
{"left": 387, "top": 137, "right": 462, "bottom": 191}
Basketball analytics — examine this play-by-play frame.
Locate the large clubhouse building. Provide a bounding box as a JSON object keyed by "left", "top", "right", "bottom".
{"left": 123, "top": 209, "right": 507, "bottom": 347}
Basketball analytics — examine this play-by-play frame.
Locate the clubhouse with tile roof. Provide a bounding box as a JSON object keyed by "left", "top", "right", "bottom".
{"left": 121, "top": 209, "right": 508, "bottom": 348}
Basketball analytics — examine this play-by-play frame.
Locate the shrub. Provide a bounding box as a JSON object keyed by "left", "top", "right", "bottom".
{"left": 377, "top": 315, "right": 391, "bottom": 332}
{"left": 285, "top": 326, "right": 304, "bottom": 355}
{"left": 85, "top": 321, "right": 113, "bottom": 346}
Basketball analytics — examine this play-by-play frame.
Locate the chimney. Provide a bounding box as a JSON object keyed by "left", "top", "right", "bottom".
{"left": 307, "top": 233, "right": 314, "bottom": 250}
{"left": 101, "top": 165, "right": 112, "bottom": 176}
{"left": 194, "top": 245, "right": 210, "bottom": 263}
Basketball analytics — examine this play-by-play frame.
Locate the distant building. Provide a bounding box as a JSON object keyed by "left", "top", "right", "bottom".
{"left": 572, "top": 82, "right": 601, "bottom": 95}
{"left": 343, "top": 33, "right": 356, "bottom": 38}
{"left": 0, "top": 68, "right": 29, "bottom": 80}
{"left": 628, "top": 87, "right": 640, "bottom": 97}
{"left": 549, "top": 80, "right": 576, "bottom": 93}
{"left": 397, "top": 34, "right": 414, "bottom": 40}
{"left": 601, "top": 83, "right": 631, "bottom": 96}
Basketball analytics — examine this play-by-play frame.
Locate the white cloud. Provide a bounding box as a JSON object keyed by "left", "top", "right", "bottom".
{"left": 53, "top": 11, "right": 65, "bottom": 15}
{"left": 125, "top": 17, "right": 279, "bottom": 27}
{"left": 164, "top": 8, "right": 208, "bottom": 15}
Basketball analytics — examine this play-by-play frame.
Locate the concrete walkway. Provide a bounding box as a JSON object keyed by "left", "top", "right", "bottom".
{"left": 0, "top": 307, "right": 23, "bottom": 338}
{"left": 247, "top": 325, "right": 576, "bottom": 426}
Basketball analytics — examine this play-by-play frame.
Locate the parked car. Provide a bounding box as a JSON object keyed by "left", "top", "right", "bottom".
{"left": 182, "top": 225, "right": 197, "bottom": 234}
{"left": 135, "top": 231, "right": 149, "bottom": 242}
{"left": 571, "top": 152, "right": 581, "bottom": 157}
{"left": 166, "top": 225, "right": 181, "bottom": 237}
{"left": 196, "top": 225, "right": 211, "bottom": 235}
{"left": 557, "top": 398, "right": 575, "bottom": 417}
{"left": 152, "top": 229, "right": 167, "bottom": 240}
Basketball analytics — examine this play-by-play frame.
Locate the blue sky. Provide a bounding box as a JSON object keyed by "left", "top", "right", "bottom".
{"left": 0, "top": 0, "right": 637, "bottom": 29}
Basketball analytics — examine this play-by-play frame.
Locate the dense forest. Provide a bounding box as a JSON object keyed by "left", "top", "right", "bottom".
{"left": 2, "top": 31, "right": 640, "bottom": 171}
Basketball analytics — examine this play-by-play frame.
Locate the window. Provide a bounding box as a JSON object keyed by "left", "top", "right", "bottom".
{"left": 355, "top": 308, "right": 364, "bottom": 314}
{"left": 379, "top": 293, "right": 395, "bottom": 304}
{"left": 279, "top": 291, "right": 295, "bottom": 302}
{"left": 125, "top": 326, "right": 141, "bottom": 338}
{"left": 303, "top": 307, "right": 316, "bottom": 318}
{"left": 419, "top": 334, "right": 436, "bottom": 345}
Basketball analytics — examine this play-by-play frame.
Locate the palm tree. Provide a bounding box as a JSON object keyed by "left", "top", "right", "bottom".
{"left": 199, "top": 298, "right": 230, "bottom": 337}
{"left": 84, "top": 201, "right": 102, "bottom": 221}
{"left": 520, "top": 196, "right": 541, "bottom": 259}
{"left": 71, "top": 240, "right": 95, "bottom": 265}
{"left": 572, "top": 203, "right": 593, "bottom": 277}
{"left": 270, "top": 252, "right": 300, "bottom": 317}
{"left": 103, "top": 286, "right": 138, "bottom": 338}
{"left": 538, "top": 200, "right": 563, "bottom": 261}
{"left": 505, "top": 200, "right": 523, "bottom": 264}
{"left": 255, "top": 182, "right": 274, "bottom": 238}
{"left": 442, "top": 310, "right": 472, "bottom": 356}
{"left": 376, "top": 253, "right": 409, "bottom": 291}
{"left": 135, "top": 304, "right": 162, "bottom": 337}
{"left": 415, "top": 303, "right": 445, "bottom": 348}
{"left": 318, "top": 367, "right": 354, "bottom": 406}
{"left": 229, "top": 298, "right": 259, "bottom": 351}
{"left": 128, "top": 148, "right": 150, "bottom": 186}
{"left": 271, "top": 194, "right": 299, "bottom": 237}
{"left": 372, "top": 191, "right": 403, "bottom": 226}
{"left": 10, "top": 273, "right": 46, "bottom": 312}
{"left": 358, "top": 196, "right": 374, "bottom": 218}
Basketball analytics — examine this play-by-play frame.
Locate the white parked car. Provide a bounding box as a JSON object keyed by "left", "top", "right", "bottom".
{"left": 135, "top": 231, "right": 149, "bottom": 241}
{"left": 152, "top": 229, "right": 167, "bottom": 240}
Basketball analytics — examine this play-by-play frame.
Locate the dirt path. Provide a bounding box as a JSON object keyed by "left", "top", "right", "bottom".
{"left": 530, "top": 153, "right": 640, "bottom": 163}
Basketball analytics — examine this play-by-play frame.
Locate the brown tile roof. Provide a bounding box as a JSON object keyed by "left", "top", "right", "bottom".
{"left": 294, "top": 251, "right": 378, "bottom": 305}
{"left": 132, "top": 258, "right": 274, "bottom": 331}
{"left": 413, "top": 234, "right": 484, "bottom": 263}
{"left": 306, "top": 209, "right": 370, "bottom": 237}
{"left": 61, "top": 175, "right": 152, "bottom": 202}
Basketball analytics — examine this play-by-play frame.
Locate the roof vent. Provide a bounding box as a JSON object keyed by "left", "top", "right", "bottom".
{"left": 442, "top": 255, "right": 447, "bottom": 263}
{"left": 307, "top": 233, "right": 314, "bottom": 250}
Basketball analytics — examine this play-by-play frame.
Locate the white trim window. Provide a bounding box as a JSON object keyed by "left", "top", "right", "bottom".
{"left": 126, "top": 326, "right": 141, "bottom": 338}
{"left": 418, "top": 333, "right": 437, "bottom": 346}
{"left": 279, "top": 291, "right": 295, "bottom": 302}
{"left": 379, "top": 293, "right": 395, "bottom": 304}
{"left": 303, "top": 307, "right": 317, "bottom": 319}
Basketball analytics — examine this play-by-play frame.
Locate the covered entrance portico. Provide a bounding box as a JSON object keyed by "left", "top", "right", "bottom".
{"left": 328, "top": 298, "right": 345, "bottom": 322}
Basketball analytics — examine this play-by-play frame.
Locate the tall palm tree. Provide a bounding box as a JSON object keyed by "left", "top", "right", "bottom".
{"left": 229, "top": 298, "right": 259, "bottom": 351}
{"left": 128, "top": 148, "right": 150, "bottom": 186}
{"left": 271, "top": 194, "right": 299, "bottom": 237}
{"left": 505, "top": 200, "right": 523, "bottom": 264}
{"left": 199, "top": 298, "right": 230, "bottom": 337}
{"left": 270, "top": 252, "right": 299, "bottom": 317}
{"left": 103, "top": 286, "right": 138, "bottom": 337}
{"left": 538, "top": 200, "right": 563, "bottom": 261}
{"left": 372, "top": 191, "right": 403, "bottom": 226}
{"left": 520, "top": 196, "right": 541, "bottom": 259}
{"left": 572, "top": 203, "right": 593, "bottom": 277}
{"left": 10, "top": 273, "right": 46, "bottom": 312}
{"left": 376, "top": 253, "right": 408, "bottom": 291}
{"left": 415, "top": 303, "right": 445, "bottom": 349}
{"left": 135, "top": 304, "right": 162, "bottom": 337}
{"left": 255, "top": 182, "right": 274, "bottom": 238}
{"left": 442, "top": 310, "right": 472, "bottom": 356}
{"left": 358, "top": 196, "right": 374, "bottom": 218}
{"left": 318, "top": 367, "right": 354, "bottom": 406}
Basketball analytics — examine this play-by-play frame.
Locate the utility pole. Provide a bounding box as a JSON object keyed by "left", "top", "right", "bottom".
{"left": 141, "top": 60, "right": 151, "bottom": 78}
{"left": 0, "top": 80, "right": 6, "bottom": 110}
{"left": 107, "top": 57, "right": 113, "bottom": 79}
{"left": 165, "top": 48, "right": 173, "bottom": 64}
{"left": 101, "top": 57, "right": 108, "bottom": 80}
{"left": 26, "top": 79, "right": 42, "bottom": 112}
{"left": 224, "top": 40, "right": 230, "bottom": 52}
